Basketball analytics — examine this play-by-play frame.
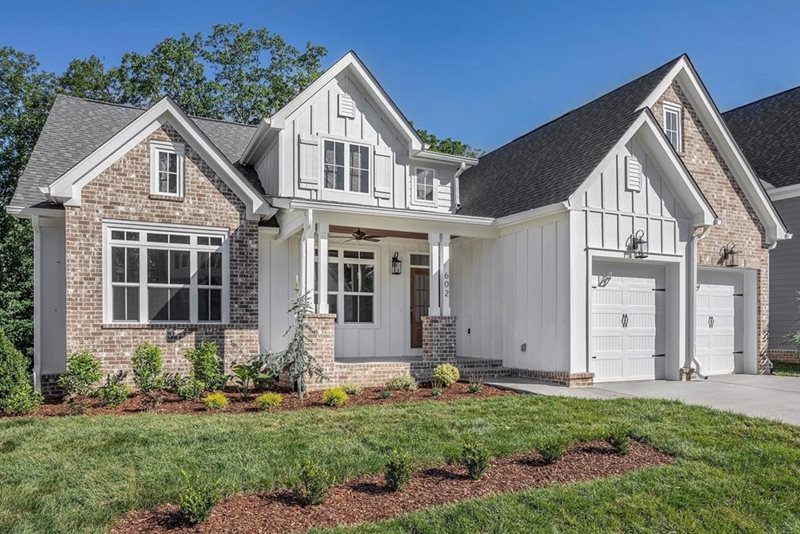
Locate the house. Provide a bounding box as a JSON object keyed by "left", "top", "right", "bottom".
{"left": 8, "top": 51, "right": 789, "bottom": 394}
{"left": 724, "top": 87, "right": 800, "bottom": 364}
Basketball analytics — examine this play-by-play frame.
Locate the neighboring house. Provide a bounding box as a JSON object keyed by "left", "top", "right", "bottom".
{"left": 724, "top": 87, "right": 800, "bottom": 360}
{"left": 8, "top": 51, "right": 789, "bottom": 394}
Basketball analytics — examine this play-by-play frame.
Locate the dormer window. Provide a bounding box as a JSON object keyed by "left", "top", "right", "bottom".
{"left": 150, "top": 141, "right": 185, "bottom": 197}
{"left": 663, "top": 103, "right": 682, "bottom": 152}
{"left": 323, "top": 139, "right": 370, "bottom": 194}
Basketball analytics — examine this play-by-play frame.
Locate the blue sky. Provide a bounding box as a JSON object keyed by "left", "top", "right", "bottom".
{"left": 4, "top": 0, "right": 800, "bottom": 151}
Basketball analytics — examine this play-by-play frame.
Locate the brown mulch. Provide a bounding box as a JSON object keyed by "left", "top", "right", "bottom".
{"left": 7, "top": 382, "right": 514, "bottom": 418}
{"left": 113, "top": 440, "right": 673, "bottom": 534}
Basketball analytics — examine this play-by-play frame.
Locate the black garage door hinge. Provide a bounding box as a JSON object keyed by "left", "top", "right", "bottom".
{"left": 652, "top": 288, "right": 666, "bottom": 292}
{"left": 651, "top": 354, "right": 666, "bottom": 358}
{"left": 733, "top": 351, "right": 744, "bottom": 354}
{"left": 734, "top": 293, "right": 744, "bottom": 297}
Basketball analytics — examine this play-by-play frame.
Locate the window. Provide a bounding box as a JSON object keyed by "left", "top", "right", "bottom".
{"left": 323, "top": 139, "right": 370, "bottom": 193}
{"left": 150, "top": 142, "right": 185, "bottom": 196}
{"left": 410, "top": 253, "right": 430, "bottom": 267}
{"left": 663, "top": 103, "right": 682, "bottom": 152}
{"left": 414, "top": 167, "right": 435, "bottom": 202}
{"left": 315, "top": 249, "right": 375, "bottom": 324}
{"left": 106, "top": 225, "right": 227, "bottom": 324}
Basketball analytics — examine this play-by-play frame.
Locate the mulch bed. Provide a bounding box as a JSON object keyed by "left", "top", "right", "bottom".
{"left": 6, "top": 382, "right": 514, "bottom": 418}
{"left": 113, "top": 440, "right": 673, "bottom": 534}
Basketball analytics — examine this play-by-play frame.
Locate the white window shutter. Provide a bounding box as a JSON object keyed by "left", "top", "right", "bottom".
{"left": 338, "top": 94, "right": 355, "bottom": 119}
{"left": 374, "top": 150, "right": 392, "bottom": 199}
{"left": 625, "top": 155, "right": 642, "bottom": 192}
{"left": 298, "top": 135, "right": 319, "bottom": 189}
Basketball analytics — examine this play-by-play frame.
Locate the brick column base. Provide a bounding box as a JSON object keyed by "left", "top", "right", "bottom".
{"left": 422, "top": 315, "right": 456, "bottom": 362}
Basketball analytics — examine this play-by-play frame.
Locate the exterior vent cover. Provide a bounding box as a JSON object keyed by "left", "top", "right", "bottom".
{"left": 626, "top": 155, "right": 642, "bottom": 192}
{"left": 338, "top": 94, "right": 355, "bottom": 119}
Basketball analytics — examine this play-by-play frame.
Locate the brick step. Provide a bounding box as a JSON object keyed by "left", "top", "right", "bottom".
{"left": 454, "top": 358, "right": 511, "bottom": 379}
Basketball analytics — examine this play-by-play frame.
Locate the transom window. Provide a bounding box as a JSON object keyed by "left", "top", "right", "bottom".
{"left": 315, "top": 249, "right": 375, "bottom": 324}
{"left": 323, "top": 140, "right": 370, "bottom": 193}
{"left": 414, "top": 167, "right": 435, "bottom": 202}
{"left": 663, "top": 103, "right": 682, "bottom": 152}
{"left": 106, "top": 225, "right": 227, "bottom": 324}
{"left": 150, "top": 142, "right": 185, "bottom": 196}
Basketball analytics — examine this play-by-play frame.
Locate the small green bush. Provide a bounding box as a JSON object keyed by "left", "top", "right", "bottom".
{"left": 174, "top": 376, "right": 205, "bottom": 401}
{"left": 231, "top": 359, "right": 275, "bottom": 399}
{"left": 97, "top": 372, "right": 129, "bottom": 408}
{"left": 341, "top": 383, "right": 364, "bottom": 396}
{"left": 538, "top": 437, "right": 567, "bottom": 464}
{"left": 255, "top": 392, "right": 283, "bottom": 410}
{"left": 607, "top": 425, "right": 632, "bottom": 455}
{"left": 460, "top": 441, "right": 491, "bottom": 480}
{"left": 185, "top": 342, "right": 227, "bottom": 391}
{"left": 322, "top": 386, "right": 348, "bottom": 407}
{"left": 1, "top": 383, "right": 42, "bottom": 415}
{"left": 0, "top": 327, "right": 31, "bottom": 400}
{"left": 379, "top": 390, "right": 392, "bottom": 399}
{"left": 385, "top": 449, "right": 413, "bottom": 491}
{"left": 131, "top": 343, "right": 163, "bottom": 393}
{"left": 203, "top": 392, "right": 228, "bottom": 410}
{"left": 431, "top": 387, "right": 443, "bottom": 397}
{"left": 468, "top": 380, "right": 483, "bottom": 394}
{"left": 385, "top": 375, "right": 417, "bottom": 391}
{"left": 432, "top": 364, "right": 460, "bottom": 388}
{"left": 178, "top": 471, "right": 219, "bottom": 525}
{"left": 292, "top": 460, "right": 335, "bottom": 505}
{"left": 58, "top": 351, "right": 102, "bottom": 398}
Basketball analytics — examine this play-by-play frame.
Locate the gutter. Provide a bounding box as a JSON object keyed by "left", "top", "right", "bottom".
{"left": 686, "top": 217, "right": 722, "bottom": 379}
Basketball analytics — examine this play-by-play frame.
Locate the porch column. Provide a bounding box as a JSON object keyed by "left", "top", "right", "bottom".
{"left": 299, "top": 211, "right": 315, "bottom": 298}
{"left": 317, "top": 222, "right": 329, "bottom": 313}
{"left": 440, "top": 233, "right": 451, "bottom": 316}
{"left": 428, "top": 232, "right": 441, "bottom": 316}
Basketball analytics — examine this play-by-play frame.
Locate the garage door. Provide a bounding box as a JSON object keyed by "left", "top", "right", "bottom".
{"left": 591, "top": 261, "right": 666, "bottom": 382}
{"left": 696, "top": 270, "right": 743, "bottom": 375}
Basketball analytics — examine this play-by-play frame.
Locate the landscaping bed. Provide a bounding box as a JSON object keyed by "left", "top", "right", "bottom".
{"left": 113, "top": 440, "right": 672, "bottom": 534}
{"left": 9, "top": 381, "right": 514, "bottom": 418}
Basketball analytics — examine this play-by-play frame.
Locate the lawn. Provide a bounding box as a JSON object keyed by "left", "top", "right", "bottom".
{"left": 1, "top": 395, "right": 799, "bottom": 533}
{"left": 772, "top": 361, "right": 800, "bottom": 377}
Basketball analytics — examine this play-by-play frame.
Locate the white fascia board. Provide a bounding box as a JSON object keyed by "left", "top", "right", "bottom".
{"left": 768, "top": 183, "right": 800, "bottom": 202}
{"left": 493, "top": 202, "right": 568, "bottom": 229}
{"left": 6, "top": 205, "right": 65, "bottom": 219}
{"left": 640, "top": 57, "right": 788, "bottom": 241}
{"left": 48, "top": 97, "right": 272, "bottom": 221}
{"left": 412, "top": 149, "right": 479, "bottom": 166}
{"left": 240, "top": 118, "right": 277, "bottom": 165}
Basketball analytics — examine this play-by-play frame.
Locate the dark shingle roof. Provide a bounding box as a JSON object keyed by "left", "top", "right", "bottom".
{"left": 9, "top": 95, "right": 260, "bottom": 211}
{"left": 458, "top": 56, "right": 682, "bottom": 218}
{"left": 723, "top": 86, "right": 800, "bottom": 188}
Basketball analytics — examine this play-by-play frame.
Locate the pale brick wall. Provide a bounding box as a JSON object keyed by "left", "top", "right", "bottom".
{"left": 653, "top": 81, "right": 771, "bottom": 372}
{"left": 64, "top": 123, "right": 259, "bottom": 378}
{"left": 422, "top": 316, "right": 456, "bottom": 362}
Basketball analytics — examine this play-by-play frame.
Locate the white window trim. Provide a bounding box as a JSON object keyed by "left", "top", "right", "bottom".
{"left": 663, "top": 102, "right": 682, "bottom": 153}
{"left": 102, "top": 221, "right": 229, "bottom": 325}
{"left": 150, "top": 141, "right": 186, "bottom": 197}
{"left": 316, "top": 245, "right": 380, "bottom": 327}
{"left": 320, "top": 137, "right": 372, "bottom": 196}
{"left": 411, "top": 166, "right": 438, "bottom": 207}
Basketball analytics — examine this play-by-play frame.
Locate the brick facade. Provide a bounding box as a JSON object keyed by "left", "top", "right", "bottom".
{"left": 422, "top": 316, "right": 457, "bottom": 362}
{"left": 653, "top": 81, "right": 771, "bottom": 373}
{"left": 64, "top": 123, "right": 260, "bottom": 378}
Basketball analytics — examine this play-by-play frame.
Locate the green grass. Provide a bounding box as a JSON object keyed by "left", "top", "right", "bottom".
{"left": 772, "top": 361, "right": 800, "bottom": 377}
{"left": 1, "top": 396, "right": 800, "bottom": 533}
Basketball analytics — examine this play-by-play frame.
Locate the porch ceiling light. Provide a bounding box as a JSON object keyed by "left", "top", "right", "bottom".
{"left": 721, "top": 242, "right": 738, "bottom": 267}
{"left": 391, "top": 251, "right": 402, "bottom": 275}
{"left": 630, "top": 230, "right": 648, "bottom": 259}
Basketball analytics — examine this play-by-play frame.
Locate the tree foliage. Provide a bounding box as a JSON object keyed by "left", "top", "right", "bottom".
{"left": 416, "top": 128, "right": 482, "bottom": 158}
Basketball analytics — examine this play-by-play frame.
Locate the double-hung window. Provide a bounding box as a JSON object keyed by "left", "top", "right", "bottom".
{"left": 323, "top": 140, "right": 370, "bottom": 194}
{"left": 110, "top": 231, "right": 141, "bottom": 321}
{"left": 663, "top": 103, "right": 682, "bottom": 152}
{"left": 150, "top": 142, "right": 185, "bottom": 196}
{"left": 414, "top": 167, "right": 436, "bottom": 203}
{"left": 315, "top": 249, "right": 375, "bottom": 324}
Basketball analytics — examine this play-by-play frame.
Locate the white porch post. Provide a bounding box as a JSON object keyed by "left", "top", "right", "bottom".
{"left": 300, "top": 210, "right": 315, "bottom": 298}
{"left": 428, "top": 232, "right": 441, "bottom": 316}
{"left": 317, "top": 222, "right": 329, "bottom": 313}
{"left": 440, "top": 233, "right": 451, "bottom": 316}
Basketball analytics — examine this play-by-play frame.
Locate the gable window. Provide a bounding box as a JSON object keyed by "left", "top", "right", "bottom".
{"left": 414, "top": 167, "right": 436, "bottom": 203}
{"left": 663, "top": 103, "right": 682, "bottom": 152}
{"left": 323, "top": 139, "right": 370, "bottom": 193}
{"left": 315, "top": 249, "right": 376, "bottom": 324}
{"left": 150, "top": 142, "right": 185, "bottom": 197}
{"left": 105, "top": 224, "right": 227, "bottom": 324}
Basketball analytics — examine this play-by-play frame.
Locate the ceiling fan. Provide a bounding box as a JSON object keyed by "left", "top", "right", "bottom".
{"left": 331, "top": 228, "right": 385, "bottom": 243}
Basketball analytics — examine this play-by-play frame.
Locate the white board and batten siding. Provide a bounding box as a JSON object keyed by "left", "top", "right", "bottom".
{"left": 452, "top": 215, "right": 571, "bottom": 372}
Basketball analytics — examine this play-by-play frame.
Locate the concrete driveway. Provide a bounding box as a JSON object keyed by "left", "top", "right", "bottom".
{"left": 486, "top": 374, "right": 800, "bottom": 426}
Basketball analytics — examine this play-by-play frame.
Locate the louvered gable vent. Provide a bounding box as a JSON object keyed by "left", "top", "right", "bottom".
{"left": 338, "top": 94, "right": 355, "bottom": 119}
{"left": 625, "top": 155, "right": 642, "bottom": 192}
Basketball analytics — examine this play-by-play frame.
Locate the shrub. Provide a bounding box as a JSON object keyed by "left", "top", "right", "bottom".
{"left": 538, "top": 437, "right": 567, "bottom": 464}
{"left": 607, "top": 425, "right": 632, "bottom": 455}
{"left": 203, "top": 392, "right": 228, "bottom": 410}
{"left": 379, "top": 390, "right": 392, "bottom": 399}
{"left": 0, "top": 327, "right": 30, "bottom": 399}
{"left": 322, "top": 386, "right": 348, "bottom": 407}
{"left": 385, "top": 449, "right": 413, "bottom": 491}
{"left": 385, "top": 375, "right": 417, "bottom": 391}
{"left": 255, "top": 392, "right": 283, "bottom": 410}
{"left": 341, "top": 383, "right": 364, "bottom": 396}
{"left": 231, "top": 359, "right": 275, "bottom": 399}
{"left": 97, "top": 371, "right": 129, "bottom": 408}
{"left": 460, "top": 441, "right": 491, "bottom": 480}
{"left": 131, "top": 343, "right": 163, "bottom": 393}
{"left": 178, "top": 471, "right": 219, "bottom": 525}
{"left": 58, "top": 351, "right": 102, "bottom": 398}
{"left": 431, "top": 387, "right": 443, "bottom": 397}
{"left": 432, "top": 364, "right": 460, "bottom": 388}
{"left": 1, "top": 383, "right": 42, "bottom": 415}
{"left": 292, "top": 460, "right": 334, "bottom": 506}
{"left": 185, "top": 342, "right": 227, "bottom": 391}
{"left": 173, "top": 376, "right": 205, "bottom": 401}
{"left": 468, "top": 380, "right": 484, "bottom": 394}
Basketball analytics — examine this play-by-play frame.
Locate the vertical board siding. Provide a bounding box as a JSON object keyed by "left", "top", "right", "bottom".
{"left": 769, "top": 197, "right": 800, "bottom": 347}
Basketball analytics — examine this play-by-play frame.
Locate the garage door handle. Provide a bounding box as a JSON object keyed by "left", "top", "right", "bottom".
{"left": 621, "top": 314, "right": 629, "bottom": 328}
{"left": 708, "top": 316, "right": 714, "bottom": 328}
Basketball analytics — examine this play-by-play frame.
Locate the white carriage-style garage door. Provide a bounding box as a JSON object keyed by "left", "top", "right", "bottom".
{"left": 696, "top": 269, "right": 744, "bottom": 375}
{"left": 591, "top": 261, "right": 666, "bottom": 382}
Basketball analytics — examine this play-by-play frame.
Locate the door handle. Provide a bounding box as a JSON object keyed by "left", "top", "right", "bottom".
{"left": 621, "top": 313, "right": 629, "bottom": 328}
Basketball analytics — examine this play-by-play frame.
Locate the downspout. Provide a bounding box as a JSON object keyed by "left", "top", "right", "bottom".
{"left": 687, "top": 217, "right": 722, "bottom": 379}
{"left": 454, "top": 162, "right": 467, "bottom": 209}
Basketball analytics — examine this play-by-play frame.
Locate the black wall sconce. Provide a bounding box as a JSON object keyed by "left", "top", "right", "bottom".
{"left": 629, "top": 230, "right": 648, "bottom": 259}
{"left": 391, "top": 251, "right": 402, "bottom": 275}
{"left": 721, "top": 242, "right": 738, "bottom": 267}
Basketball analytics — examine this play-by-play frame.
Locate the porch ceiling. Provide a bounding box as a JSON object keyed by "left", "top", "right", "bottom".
{"left": 329, "top": 225, "right": 429, "bottom": 241}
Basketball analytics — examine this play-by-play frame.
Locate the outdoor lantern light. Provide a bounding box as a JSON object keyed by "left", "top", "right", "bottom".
{"left": 630, "top": 230, "right": 649, "bottom": 259}
{"left": 391, "top": 251, "right": 402, "bottom": 275}
{"left": 722, "top": 242, "right": 738, "bottom": 267}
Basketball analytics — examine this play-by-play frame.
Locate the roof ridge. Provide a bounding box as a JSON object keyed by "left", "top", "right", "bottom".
{"left": 723, "top": 84, "right": 800, "bottom": 115}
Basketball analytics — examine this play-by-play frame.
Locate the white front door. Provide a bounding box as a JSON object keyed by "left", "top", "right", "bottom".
{"left": 591, "top": 261, "right": 666, "bottom": 382}
{"left": 696, "top": 270, "right": 743, "bottom": 375}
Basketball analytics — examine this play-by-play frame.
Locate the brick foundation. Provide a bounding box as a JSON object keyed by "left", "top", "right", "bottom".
{"left": 422, "top": 316, "right": 456, "bottom": 362}
{"left": 679, "top": 367, "right": 696, "bottom": 381}
{"left": 506, "top": 368, "right": 594, "bottom": 387}
{"left": 766, "top": 350, "right": 799, "bottom": 364}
